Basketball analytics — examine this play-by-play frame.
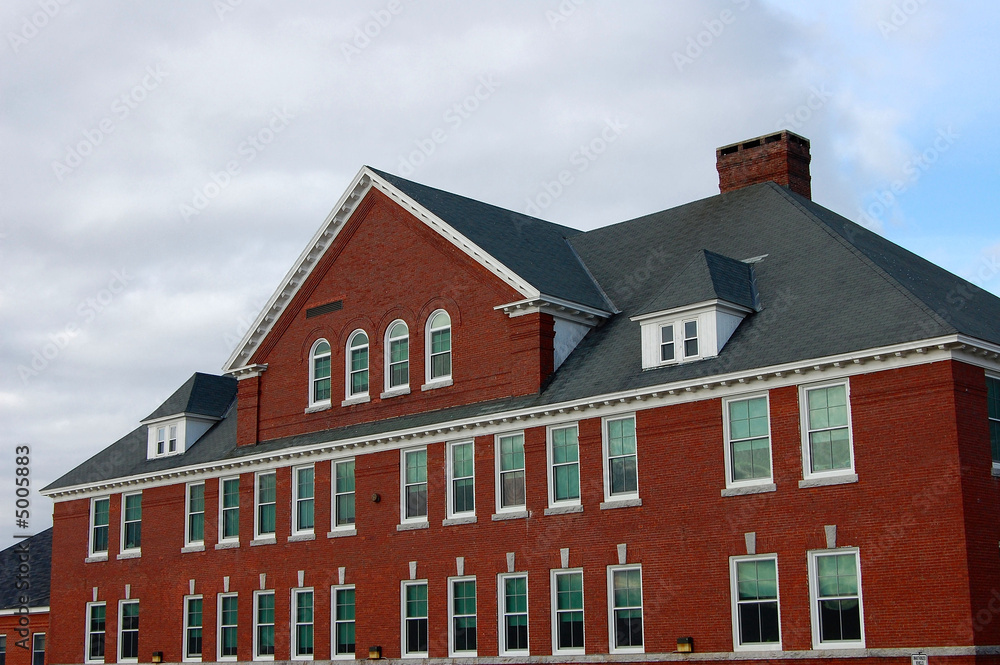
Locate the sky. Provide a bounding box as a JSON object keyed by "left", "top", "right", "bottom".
{"left": 1, "top": 0, "right": 999, "bottom": 547}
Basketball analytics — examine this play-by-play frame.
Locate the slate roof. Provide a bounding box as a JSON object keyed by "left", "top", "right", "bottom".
{"left": 44, "top": 178, "right": 1000, "bottom": 491}
{"left": 0, "top": 528, "right": 51, "bottom": 609}
{"left": 636, "top": 249, "right": 759, "bottom": 316}
{"left": 142, "top": 372, "right": 237, "bottom": 422}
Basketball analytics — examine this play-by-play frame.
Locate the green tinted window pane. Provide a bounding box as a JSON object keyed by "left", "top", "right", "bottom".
{"left": 222, "top": 596, "right": 238, "bottom": 624}
{"left": 554, "top": 465, "right": 580, "bottom": 501}
{"left": 390, "top": 338, "right": 408, "bottom": 363}
{"left": 991, "top": 421, "right": 1000, "bottom": 463}
{"left": 407, "top": 584, "right": 427, "bottom": 617}
{"left": 608, "top": 418, "right": 636, "bottom": 456}
{"left": 453, "top": 443, "right": 474, "bottom": 477}
{"left": 94, "top": 498, "right": 109, "bottom": 526}
{"left": 337, "top": 461, "right": 355, "bottom": 492}
{"left": 259, "top": 505, "right": 275, "bottom": 534}
{"left": 124, "top": 494, "right": 142, "bottom": 520}
{"left": 389, "top": 322, "right": 407, "bottom": 339}
{"left": 351, "top": 346, "right": 368, "bottom": 372}
{"left": 431, "top": 352, "right": 451, "bottom": 378}
{"left": 189, "top": 484, "right": 204, "bottom": 513}
{"left": 314, "top": 355, "right": 330, "bottom": 380}
{"left": 431, "top": 329, "right": 451, "bottom": 354}
{"left": 552, "top": 428, "right": 578, "bottom": 463}
{"left": 610, "top": 457, "right": 637, "bottom": 494}
{"left": 336, "top": 589, "right": 356, "bottom": 620}
{"left": 453, "top": 581, "right": 476, "bottom": 614}
{"left": 222, "top": 479, "right": 239, "bottom": 508}
{"left": 314, "top": 340, "right": 330, "bottom": 355}
{"left": 505, "top": 578, "right": 527, "bottom": 613}
{"left": 351, "top": 332, "right": 368, "bottom": 348}
{"left": 406, "top": 451, "right": 427, "bottom": 483}
{"left": 430, "top": 311, "right": 450, "bottom": 330}
{"left": 258, "top": 474, "right": 275, "bottom": 502}
{"left": 297, "top": 468, "right": 314, "bottom": 498}
{"left": 257, "top": 594, "right": 274, "bottom": 622}
{"left": 297, "top": 592, "right": 313, "bottom": 622}
{"left": 500, "top": 435, "right": 524, "bottom": 471}
{"left": 453, "top": 477, "right": 474, "bottom": 513}
{"left": 297, "top": 499, "right": 314, "bottom": 530}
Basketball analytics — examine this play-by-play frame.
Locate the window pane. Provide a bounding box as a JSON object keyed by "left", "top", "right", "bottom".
{"left": 552, "top": 428, "right": 579, "bottom": 463}
{"left": 258, "top": 474, "right": 275, "bottom": 502}
{"left": 406, "top": 451, "right": 427, "bottom": 483}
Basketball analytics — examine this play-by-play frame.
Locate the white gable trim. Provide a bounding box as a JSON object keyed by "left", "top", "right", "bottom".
{"left": 222, "top": 167, "right": 542, "bottom": 374}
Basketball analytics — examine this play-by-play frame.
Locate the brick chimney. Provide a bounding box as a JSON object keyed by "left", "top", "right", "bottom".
{"left": 716, "top": 130, "right": 811, "bottom": 200}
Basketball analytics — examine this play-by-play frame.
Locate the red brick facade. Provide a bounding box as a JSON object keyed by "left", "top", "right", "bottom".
{"left": 0, "top": 612, "right": 49, "bottom": 665}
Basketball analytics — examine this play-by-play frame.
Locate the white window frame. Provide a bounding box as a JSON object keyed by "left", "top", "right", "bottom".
{"left": 987, "top": 373, "right": 1000, "bottom": 471}
{"left": 658, "top": 323, "right": 675, "bottom": 363}
{"left": 291, "top": 587, "right": 315, "bottom": 661}
{"left": 723, "top": 393, "right": 774, "bottom": 490}
{"left": 546, "top": 424, "right": 581, "bottom": 509}
{"left": 401, "top": 580, "right": 429, "bottom": 658}
{"left": 494, "top": 432, "right": 526, "bottom": 515}
{"left": 800, "top": 380, "right": 856, "bottom": 482}
{"left": 607, "top": 565, "right": 644, "bottom": 654}
{"left": 448, "top": 576, "right": 477, "bottom": 657}
{"left": 89, "top": 496, "right": 110, "bottom": 558}
{"left": 550, "top": 568, "right": 585, "bottom": 655}
{"left": 447, "top": 441, "right": 476, "bottom": 520}
{"left": 681, "top": 318, "right": 700, "bottom": 359}
{"left": 154, "top": 424, "right": 179, "bottom": 457}
{"left": 384, "top": 320, "right": 410, "bottom": 395}
{"left": 183, "top": 594, "right": 204, "bottom": 662}
{"left": 424, "top": 309, "right": 452, "bottom": 387}
{"left": 729, "top": 554, "right": 782, "bottom": 652}
{"left": 117, "top": 599, "right": 139, "bottom": 664}
{"left": 332, "top": 459, "right": 356, "bottom": 532}
{"left": 602, "top": 415, "right": 639, "bottom": 502}
{"left": 292, "top": 464, "right": 315, "bottom": 536}
{"left": 31, "top": 633, "right": 44, "bottom": 665}
{"left": 808, "top": 548, "right": 865, "bottom": 649}
{"left": 254, "top": 471, "right": 277, "bottom": 541}
{"left": 217, "top": 593, "right": 239, "bottom": 662}
{"left": 253, "top": 590, "right": 276, "bottom": 661}
{"left": 120, "top": 492, "right": 142, "bottom": 555}
{"left": 497, "top": 573, "right": 529, "bottom": 656}
{"left": 218, "top": 476, "right": 240, "bottom": 544}
{"left": 400, "top": 447, "right": 429, "bottom": 525}
{"left": 331, "top": 585, "right": 356, "bottom": 659}
{"left": 345, "top": 329, "right": 370, "bottom": 401}
{"left": 185, "top": 482, "right": 206, "bottom": 548}
{"left": 85, "top": 601, "right": 106, "bottom": 664}
{"left": 308, "top": 339, "right": 332, "bottom": 408}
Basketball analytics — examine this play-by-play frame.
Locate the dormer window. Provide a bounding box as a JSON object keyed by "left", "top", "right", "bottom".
{"left": 683, "top": 320, "right": 699, "bottom": 358}
{"left": 155, "top": 425, "right": 178, "bottom": 456}
{"left": 140, "top": 372, "right": 234, "bottom": 461}
{"left": 659, "top": 325, "right": 675, "bottom": 362}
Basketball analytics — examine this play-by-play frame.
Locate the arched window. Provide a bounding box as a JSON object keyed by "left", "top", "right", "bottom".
{"left": 426, "top": 310, "right": 452, "bottom": 383}
{"left": 385, "top": 320, "right": 409, "bottom": 391}
{"left": 346, "top": 331, "right": 369, "bottom": 398}
{"left": 309, "top": 340, "right": 331, "bottom": 406}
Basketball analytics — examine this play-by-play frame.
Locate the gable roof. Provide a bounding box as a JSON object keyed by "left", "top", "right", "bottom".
{"left": 0, "top": 528, "right": 51, "bottom": 609}
{"left": 45, "top": 177, "right": 1000, "bottom": 493}
{"left": 636, "top": 249, "right": 758, "bottom": 316}
{"left": 142, "top": 372, "right": 237, "bottom": 422}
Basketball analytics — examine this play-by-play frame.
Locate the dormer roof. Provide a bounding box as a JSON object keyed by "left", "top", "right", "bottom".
{"left": 141, "top": 373, "right": 237, "bottom": 424}
{"left": 635, "top": 249, "right": 758, "bottom": 317}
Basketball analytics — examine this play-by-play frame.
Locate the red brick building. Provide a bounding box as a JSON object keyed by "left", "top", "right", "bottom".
{"left": 0, "top": 530, "right": 51, "bottom": 665}
{"left": 42, "top": 131, "right": 1000, "bottom": 665}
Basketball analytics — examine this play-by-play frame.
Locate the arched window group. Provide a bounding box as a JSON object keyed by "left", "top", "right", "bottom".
{"left": 308, "top": 310, "right": 451, "bottom": 407}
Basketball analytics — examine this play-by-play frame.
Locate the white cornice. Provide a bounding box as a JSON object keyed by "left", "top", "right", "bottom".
{"left": 139, "top": 412, "right": 223, "bottom": 427}
{"left": 46, "top": 334, "right": 999, "bottom": 502}
{"left": 495, "top": 294, "right": 612, "bottom": 325}
{"left": 629, "top": 298, "right": 754, "bottom": 323}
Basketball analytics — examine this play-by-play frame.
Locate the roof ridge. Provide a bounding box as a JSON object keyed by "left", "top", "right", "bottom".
{"left": 564, "top": 237, "right": 620, "bottom": 314}
{"left": 767, "top": 183, "right": 955, "bottom": 334}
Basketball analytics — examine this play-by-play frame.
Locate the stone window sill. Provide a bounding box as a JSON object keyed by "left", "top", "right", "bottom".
{"left": 721, "top": 483, "right": 777, "bottom": 497}
{"left": 600, "top": 497, "right": 643, "bottom": 510}
{"left": 544, "top": 504, "right": 583, "bottom": 516}
{"left": 798, "top": 474, "right": 858, "bottom": 488}
{"left": 492, "top": 510, "right": 529, "bottom": 521}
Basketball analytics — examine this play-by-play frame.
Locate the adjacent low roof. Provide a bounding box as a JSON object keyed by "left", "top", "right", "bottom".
{"left": 44, "top": 177, "right": 1000, "bottom": 491}
{"left": 0, "top": 529, "right": 51, "bottom": 609}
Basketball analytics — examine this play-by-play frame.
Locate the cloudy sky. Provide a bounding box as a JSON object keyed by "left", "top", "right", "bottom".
{"left": 2, "top": 1, "right": 998, "bottom": 546}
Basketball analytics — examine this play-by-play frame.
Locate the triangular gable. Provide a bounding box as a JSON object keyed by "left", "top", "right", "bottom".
{"left": 223, "top": 167, "right": 608, "bottom": 374}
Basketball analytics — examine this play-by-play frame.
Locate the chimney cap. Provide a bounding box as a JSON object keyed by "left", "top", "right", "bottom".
{"left": 716, "top": 130, "right": 812, "bottom": 200}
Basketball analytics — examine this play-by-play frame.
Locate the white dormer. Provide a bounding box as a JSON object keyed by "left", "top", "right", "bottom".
{"left": 633, "top": 299, "right": 754, "bottom": 369}
{"left": 142, "top": 413, "right": 220, "bottom": 459}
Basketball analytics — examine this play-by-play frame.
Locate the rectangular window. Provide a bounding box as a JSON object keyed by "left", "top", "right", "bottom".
{"left": 156, "top": 427, "right": 165, "bottom": 456}
{"left": 725, "top": 395, "right": 773, "bottom": 486}
{"left": 498, "top": 574, "right": 528, "bottom": 656}
{"left": 333, "top": 460, "right": 356, "bottom": 529}
{"left": 449, "top": 578, "right": 477, "bottom": 656}
{"left": 218, "top": 593, "right": 238, "bottom": 661}
{"left": 604, "top": 416, "right": 638, "bottom": 500}
{"left": 548, "top": 425, "right": 580, "bottom": 506}
{"left": 332, "top": 586, "right": 356, "bottom": 658}
{"left": 0, "top": 635, "right": 6, "bottom": 665}
{"left": 496, "top": 433, "right": 526, "bottom": 512}
{"left": 121, "top": 493, "right": 142, "bottom": 553}
{"left": 90, "top": 497, "right": 110, "bottom": 556}
{"left": 254, "top": 591, "right": 275, "bottom": 660}
{"left": 220, "top": 477, "right": 240, "bottom": 542}
{"left": 802, "top": 382, "right": 854, "bottom": 478}
{"left": 683, "top": 319, "right": 699, "bottom": 357}
{"left": 552, "top": 570, "right": 584, "bottom": 654}
{"left": 293, "top": 466, "right": 315, "bottom": 535}
{"left": 402, "top": 449, "right": 428, "bottom": 522}
{"left": 809, "top": 549, "right": 864, "bottom": 648}
{"left": 31, "top": 634, "right": 44, "bottom": 665}
{"left": 184, "top": 596, "right": 203, "bottom": 661}
{"left": 186, "top": 483, "right": 205, "bottom": 546}
{"left": 448, "top": 442, "right": 475, "bottom": 518}
{"left": 292, "top": 589, "right": 314, "bottom": 659}
{"left": 988, "top": 376, "right": 1000, "bottom": 465}
{"left": 402, "top": 581, "right": 428, "bottom": 657}
{"left": 255, "top": 472, "right": 276, "bottom": 539}
{"left": 659, "top": 324, "right": 675, "bottom": 362}
{"left": 731, "top": 555, "right": 780, "bottom": 650}
{"left": 86, "top": 602, "right": 106, "bottom": 663}
{"left": 608, "top": 566, "right": 643, "bottom": 653}
{"left": 118, "top": 600, "right": 139, "bottom": 663}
